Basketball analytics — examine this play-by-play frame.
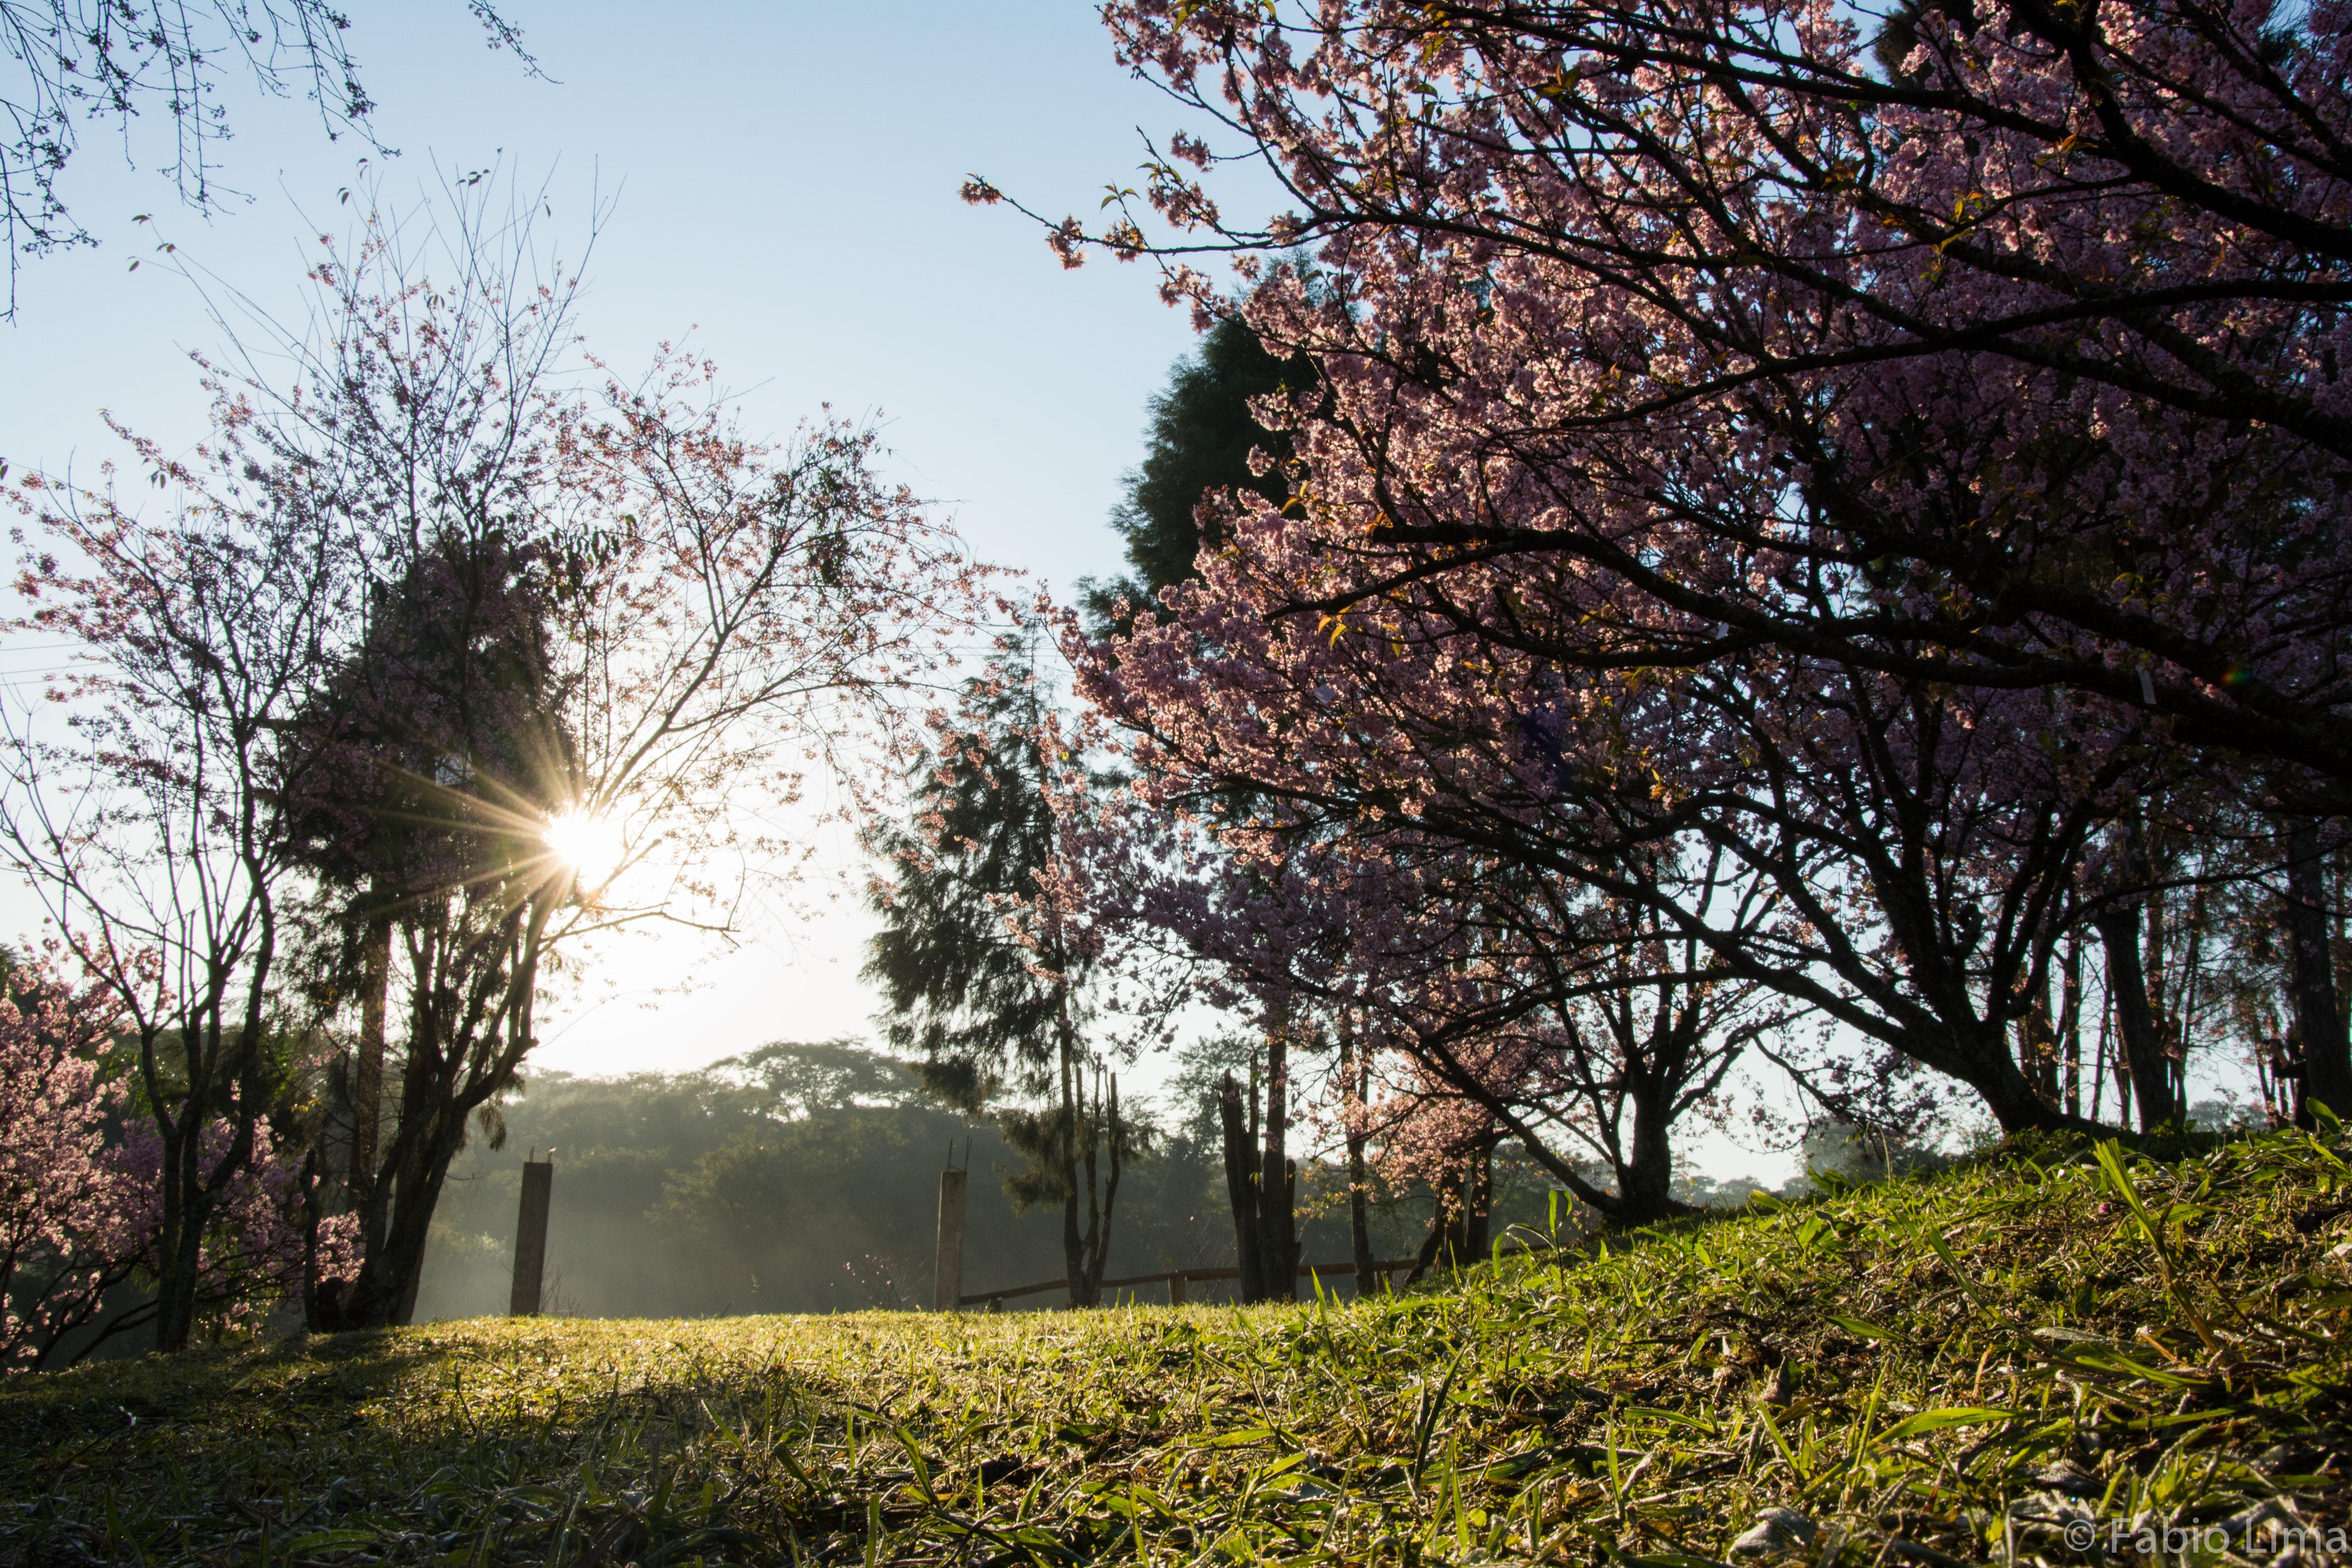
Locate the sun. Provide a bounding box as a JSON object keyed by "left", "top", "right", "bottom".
{"left": 543, "top": 805, "right": 625, "bottom": 889}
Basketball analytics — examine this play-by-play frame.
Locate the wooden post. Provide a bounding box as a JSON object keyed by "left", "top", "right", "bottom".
{"left": 1167, "top": 1272, "right": 1188, "bottom": 1306}
{"left": 934, "top": 1166, "right": 968, "bottom": 1312}
{"left": 509, "top": 1158, "right": 553, "bottom": 1317}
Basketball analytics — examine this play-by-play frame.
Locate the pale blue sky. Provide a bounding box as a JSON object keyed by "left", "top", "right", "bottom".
{"left": 4, "top": 1, "right": 1223, "bottom": 584}
{"left": 0, "top": 2, "right": 1242, "bottom": 1080}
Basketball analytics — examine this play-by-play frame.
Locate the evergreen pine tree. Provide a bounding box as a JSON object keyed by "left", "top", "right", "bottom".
{"left": 862, "top": 628, "right": 1126, "bottom": 1306}
{"left": 1080, "top": 305, "right": 1314, "bottom": 637}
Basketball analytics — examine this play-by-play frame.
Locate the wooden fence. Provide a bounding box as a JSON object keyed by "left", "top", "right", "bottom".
{"left": 958, "top": 1229, "right": 1577, "bottom": 1309}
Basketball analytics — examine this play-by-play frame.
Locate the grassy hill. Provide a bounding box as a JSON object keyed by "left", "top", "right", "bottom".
{"left": 4, "top": 1129, "right": 2348, "bottom": 1566}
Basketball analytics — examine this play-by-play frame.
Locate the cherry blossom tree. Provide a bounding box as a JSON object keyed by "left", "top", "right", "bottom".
{"left": 0, "top": 949, "right": 356, "bottom": 1369}
{"left": 4, "top": 380, "right": 360, "bottom": 1351}
{"left": 252, "top": 184, "right": 982, "bottom": 1329}
{"left": 284, "top": 523, "right": 582, "bottom": 1329}
{"left": 10, "top": 175, "right": 982, "bottom": 1336}
{"left": 1651, "top": 659, "right": 2139, "bottom": 1132}
{"left": 1364, "top": 1054, "right": 1504, "bottom": 1281}
{"left": 0, "top": 953, "right": 137, "bottom": 1368}
{"left": 1007, "top": 0, "right": 2352, "bottom": 791}
{"left": 968, "top": 0, "right": 2352, "bottom": 1133}
{"left": 1064, "top": 698, "right": 1810, "bottom": 1225}
{"left": 865, "top": 625, "right": 1134, "bottom": 1307}
{"left": 1399, "top": 861, "right": 1794, "bottom": 1225}
{"left": 110, "top": 1110, "right": 360, "bottom": 1351}
{"left": 1067, "top": 516, "right": 2129, "bottom": 1138}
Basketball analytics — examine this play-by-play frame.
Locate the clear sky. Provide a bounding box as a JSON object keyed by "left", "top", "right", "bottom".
{"left": 0, "top": 1, "right": 1241, "bottom": 1081}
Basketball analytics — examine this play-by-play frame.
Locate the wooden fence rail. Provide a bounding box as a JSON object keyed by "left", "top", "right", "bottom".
{"left": 960, "top": 1258, "right": 1423, "bottom": 1309}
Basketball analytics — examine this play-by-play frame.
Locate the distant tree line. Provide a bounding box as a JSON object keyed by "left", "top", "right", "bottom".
{"left": 410, "top": 1043, "right": 1558, "bottom": 1321}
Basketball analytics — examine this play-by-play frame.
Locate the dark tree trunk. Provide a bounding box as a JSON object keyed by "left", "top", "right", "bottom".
{"left": 309, "top": 896, "right": 554, "bottom": 1332}
{"left": 1103, "top": 1075, "right": 1123, "bottom": 1281}
{"left": 2060, "top": 935, "right": 2083, "bottom": 1119}
{"left": 154, "top": 1181, "right": 207, "bottom": 1352}
{"left": 312, "top": 1114, "right": 466, "bottom": 1329}
{"left": 372, "top": 1186, "right": 437, "bottom": 1327}
{"left": 1897, "top": 1006, "right": 2107, "bottom": 1134}
{"left": 1217, "top": 1071, "right": 1265, "bottom": 1302}
{"left": 151, "top": 1004, "right": 273, "bottom": 1352}
{"left": 2284, "top": 817, "right": 2352, "bottom": 1122}
{"left": 1543, "top": 1073, "right": 1698, "bottom": 1228}
{"left": 1058, "top": 1040, "right": 1096, "bottom": 1308}
{"left": 1347, "top": 1159, "right": 1376, "bottom": 1298}
{"left": 2095, "top": 902, "right": 2181, "bottom": 1130}
{"left": 349, "top": 904, "right": 392, "bottom": 1209}
{"left": 1457, "top": 1142, "right": 1492, "bottom": 1261}
{"left": 1255, "top": 1025, "right": 1299, "bottom": 1301}
{"left": 1619, "top": 1083, "right": 1677, "bottom": 1222}
{"left": 1340, "top": 1014, "right": 1376, "bottom": 1298}
{"left": 1061, "top": 1178, "right": 1088, "bottom": 1307}
{"left": 1074, "top": 1065, "right": 1121, "bottom": 1306}
{"left": 1405, "top": 1138, "right": 1493, "bottom": 1285}
{"left": 2089, "top": 971, "right": 2122, "bottom": 1125}
{"left": 2017, "top": 976, "right": 2060, "bottom": 1106}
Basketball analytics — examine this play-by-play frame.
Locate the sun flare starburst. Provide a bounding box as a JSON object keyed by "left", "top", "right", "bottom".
{"left": 543, "top": 806, "right": 625, "bottom": 888}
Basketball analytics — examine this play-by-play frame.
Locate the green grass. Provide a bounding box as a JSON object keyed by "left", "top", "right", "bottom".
{"left": 6, "top": 1129, "right": 2351, "bottom": 1566}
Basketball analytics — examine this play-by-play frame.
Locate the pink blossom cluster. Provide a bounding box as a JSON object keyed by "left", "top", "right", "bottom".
{"left": 1073, "top": 0, "right": 2352, "bottom": 777}
{"left": 0, "top": 953, "right": 354, "bottom": 1371}
{"left": 0, "top": 963, "right": 140, "bottom": 1369}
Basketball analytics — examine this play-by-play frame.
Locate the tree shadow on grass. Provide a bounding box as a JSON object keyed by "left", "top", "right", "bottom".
{"left": 0, "top": 1316, "right": 845, "bottom": 1564}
